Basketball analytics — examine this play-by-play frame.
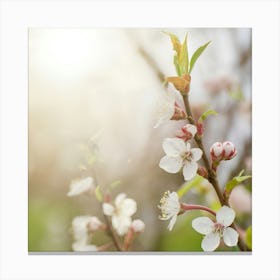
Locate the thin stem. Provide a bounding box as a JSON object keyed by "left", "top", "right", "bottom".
{"left": 182, "top": 94, "right": 247, "bottom": 251}
{"left": 103, "top": 214, "right": 122, "bottom": 251}
{"left": 91, "top": 168, "right": 123, "bottom": 251}
{"left": 97, "top": 242, "right": 114, "bottom": 252}
{"left": 181, "top": 203, "right": 216, "bottom": 217}
{"left": 183, "top": 95, "right": 226, "bottom": 205}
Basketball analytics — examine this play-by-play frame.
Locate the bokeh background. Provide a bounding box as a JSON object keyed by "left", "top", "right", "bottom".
{"left": 28, "top": 28, "right": 252, "bottom": 252}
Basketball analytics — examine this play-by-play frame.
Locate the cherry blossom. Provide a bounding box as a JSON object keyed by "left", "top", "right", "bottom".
{"left": 158, "top": 191, "right": 181, "bottom": 230}
{"left": 102, "top": 193, "right": 137, "bottom": 236}
{"left": 67, "top": 176, "right": 95, "bottom": 196}
{"left": 71, "top": 216, "right": 97, "bottom": 252}
{"left": 159, "top": 138, "right": 202, "bottom": 181}
{"left": 154, "top": 88, "right": 186, "bottom": 128}
{"left": 192, "top": 206, "right": 239, "bottom": 252}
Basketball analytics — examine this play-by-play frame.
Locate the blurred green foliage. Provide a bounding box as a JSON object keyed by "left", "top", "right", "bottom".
{"left": 28, "top": 196, "right": 76, "bottom": 251}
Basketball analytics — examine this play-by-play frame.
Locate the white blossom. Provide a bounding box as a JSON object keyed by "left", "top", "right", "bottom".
{"left": 72, "top": 242, "right": 97, "bottom": 252}
{"left": 67, "top": 177, "right": 95, "bottom": 196}
{"left": 72, "top": 216, "right": 92, "bottom": 244}
{"left": 154, "top": 90, "right": 176, "bottom": 128}
{"left": 159, "top": 138, "right": 202, "bottom": 181}
{"left": 154, "top": 87, "right": 186, "bottom": 128}
{"left": 192, "top": 206, "right": 239, "bottom": 252}
{"left": 88, "top": 216, "right": 104, "bottom": 231}
{"left": 71, "top": 215, "right": 104, "bottom": 252}
{"left": 158, "top": 191, "right": 180, "bottom": 231}
{"left": 102, "top": 193, "right": 137, "bottom": 236}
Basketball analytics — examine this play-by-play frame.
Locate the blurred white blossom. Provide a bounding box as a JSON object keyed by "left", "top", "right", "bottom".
{"left": 131, "top": 219, "right": 145, "bottom": 233}
{"left": 67, "top": 176, "right": 95, "bottom": 196}
{"left": 103, "top": 193, "right": 137, "bottom": 236}
{"left": 71, "top": 216, "right": 97, "bottom": 251}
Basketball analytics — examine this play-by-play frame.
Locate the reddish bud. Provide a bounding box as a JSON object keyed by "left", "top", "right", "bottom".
{"left": 222, "top": 141, "right": 237, "bottom": 160}
{"left": 196, "top": 122, "right": 204, "bottom": 136}
{"left": 197, "top": 166, "right": 208, "bottom": 178}
{"left": 210, "top": 142, "right": 224, "bottom": 162}
{"left": 176, "top": 124, "right": 197, "bottom": 142}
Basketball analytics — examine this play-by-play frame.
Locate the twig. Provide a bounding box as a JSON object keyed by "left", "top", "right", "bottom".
{"left": 91, "top": 168, "right": 123, "bottom": 251}
{"left": 183, "top": 94, "right": 247, "bottom": 251}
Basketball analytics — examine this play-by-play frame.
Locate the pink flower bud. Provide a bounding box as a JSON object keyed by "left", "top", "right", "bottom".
{"left": 196, "top": 122, "right": 204, "bottom": 136}
{"left": 210, "top": 142, "right": 224, "bottom": 161}
{"left": 222, "top": 141, "right": 237, "bottom": 160}
{"left": 131, "top": 219, "right": 145, "bottom": 233}
{"left": 197, "top": 166, "right": 208, "bottom": 178}
{"left": 176, "top": 124, "right": 197, "bottom": 141}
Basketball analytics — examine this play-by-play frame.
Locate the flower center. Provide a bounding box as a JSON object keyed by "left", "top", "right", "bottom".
{"left": 213, "top": 223, "right": 225, "bottom": 236}
{"left": 181, "top": 151, "right": 192, "bottom": 163}
{"left": 159, "top": 191, "right": 169, "bottom": 218}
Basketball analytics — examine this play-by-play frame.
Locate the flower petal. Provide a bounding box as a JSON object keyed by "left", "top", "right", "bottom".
{"left": 169, "top": 191, "right": 179, "bottom": 202}
{"left": 131, "top": 219, "right": 145, "bottom": 233}
{"left": 72, "top": 242, "right": 97, "bottom": 252}
{"left": 187, "top": 124, "right": 197, "bottom": 136}
{"left": 192, "top": 217, "right": 214, "bottom": 234}
{"left": 201, "top": 232, "right": 220, "bottom": 252}
{"left": 191, "top": 148, "right": 203, "bottom": 161}
{"left": 159, "top": 155, "right": 182, "bottom": 173}
{"left": 112, "top": 215, "right": 132, "bottom": 236}
{"left": 72, "top": 216, "right": 92, "bottom": 242}
{"left": 102, "top": 203, "right": 115, "bottom": 216}
{"left": 67, "top": 177, "right": 95, "bottom": 196}
{"left": 183, "top": 161, "right": 198, "bottom": 180}
{"left": 120, "top": 198, "right": 137, "bottom": 217}
{"left": 162, "top": 138, "right": 186, "bottom": 156}
{"left": 153, "top": 91, "right": 176, "bottom": 128}
{"left": 167, "top": 215, "right": 177, "bottom": 231}
{"left": 216, "top": 206, "right": 236, "bottom": 227}
{"left": 223, "top": 227, "right": 239, "bottom": 247}
{"left": 115, "top": 193, "right": 126, "bottom": 208}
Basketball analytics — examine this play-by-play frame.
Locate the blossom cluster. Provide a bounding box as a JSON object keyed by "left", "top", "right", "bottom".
{"left": 154, "top": 32, "right": 242, "bottom": 252}
{"left": 67, "top": 176, "right": 145, "bottom": 251}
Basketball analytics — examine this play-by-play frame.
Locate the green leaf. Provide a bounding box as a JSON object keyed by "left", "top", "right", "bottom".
{"left": 95, "top": 185, "right": 103, "bottom": 202}
{"left": 173, "top": 55, "right": 181, "bottom": 76}
{"left": 198, "top": 109, "right": 218, "bottom": 122}
{"left": 178, "top": 34, "right": 189, "bottom": 75}
{"left": 177, "top": 175, "right": 203, "bottom": 198}
{"left": 164, "top": 31, "right": 181, "bottom": 55}
{"left": 225, "top": 170, "right": 251, "bottom": 198}
{"left": 245, "top": 226, "right": 252, "bottom": 250}
{"left": 110, "top": 180, "right": 122, "bottom": 189}
{"left": 189, "top": 41, "right": 211, "bottom": 73}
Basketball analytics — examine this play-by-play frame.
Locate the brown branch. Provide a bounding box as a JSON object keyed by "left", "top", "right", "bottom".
{"left": 183, "top": 94, "right": 247, "bottom": 251}
{"left": 138, "top": 47, "right": 165, "bottom": 83}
